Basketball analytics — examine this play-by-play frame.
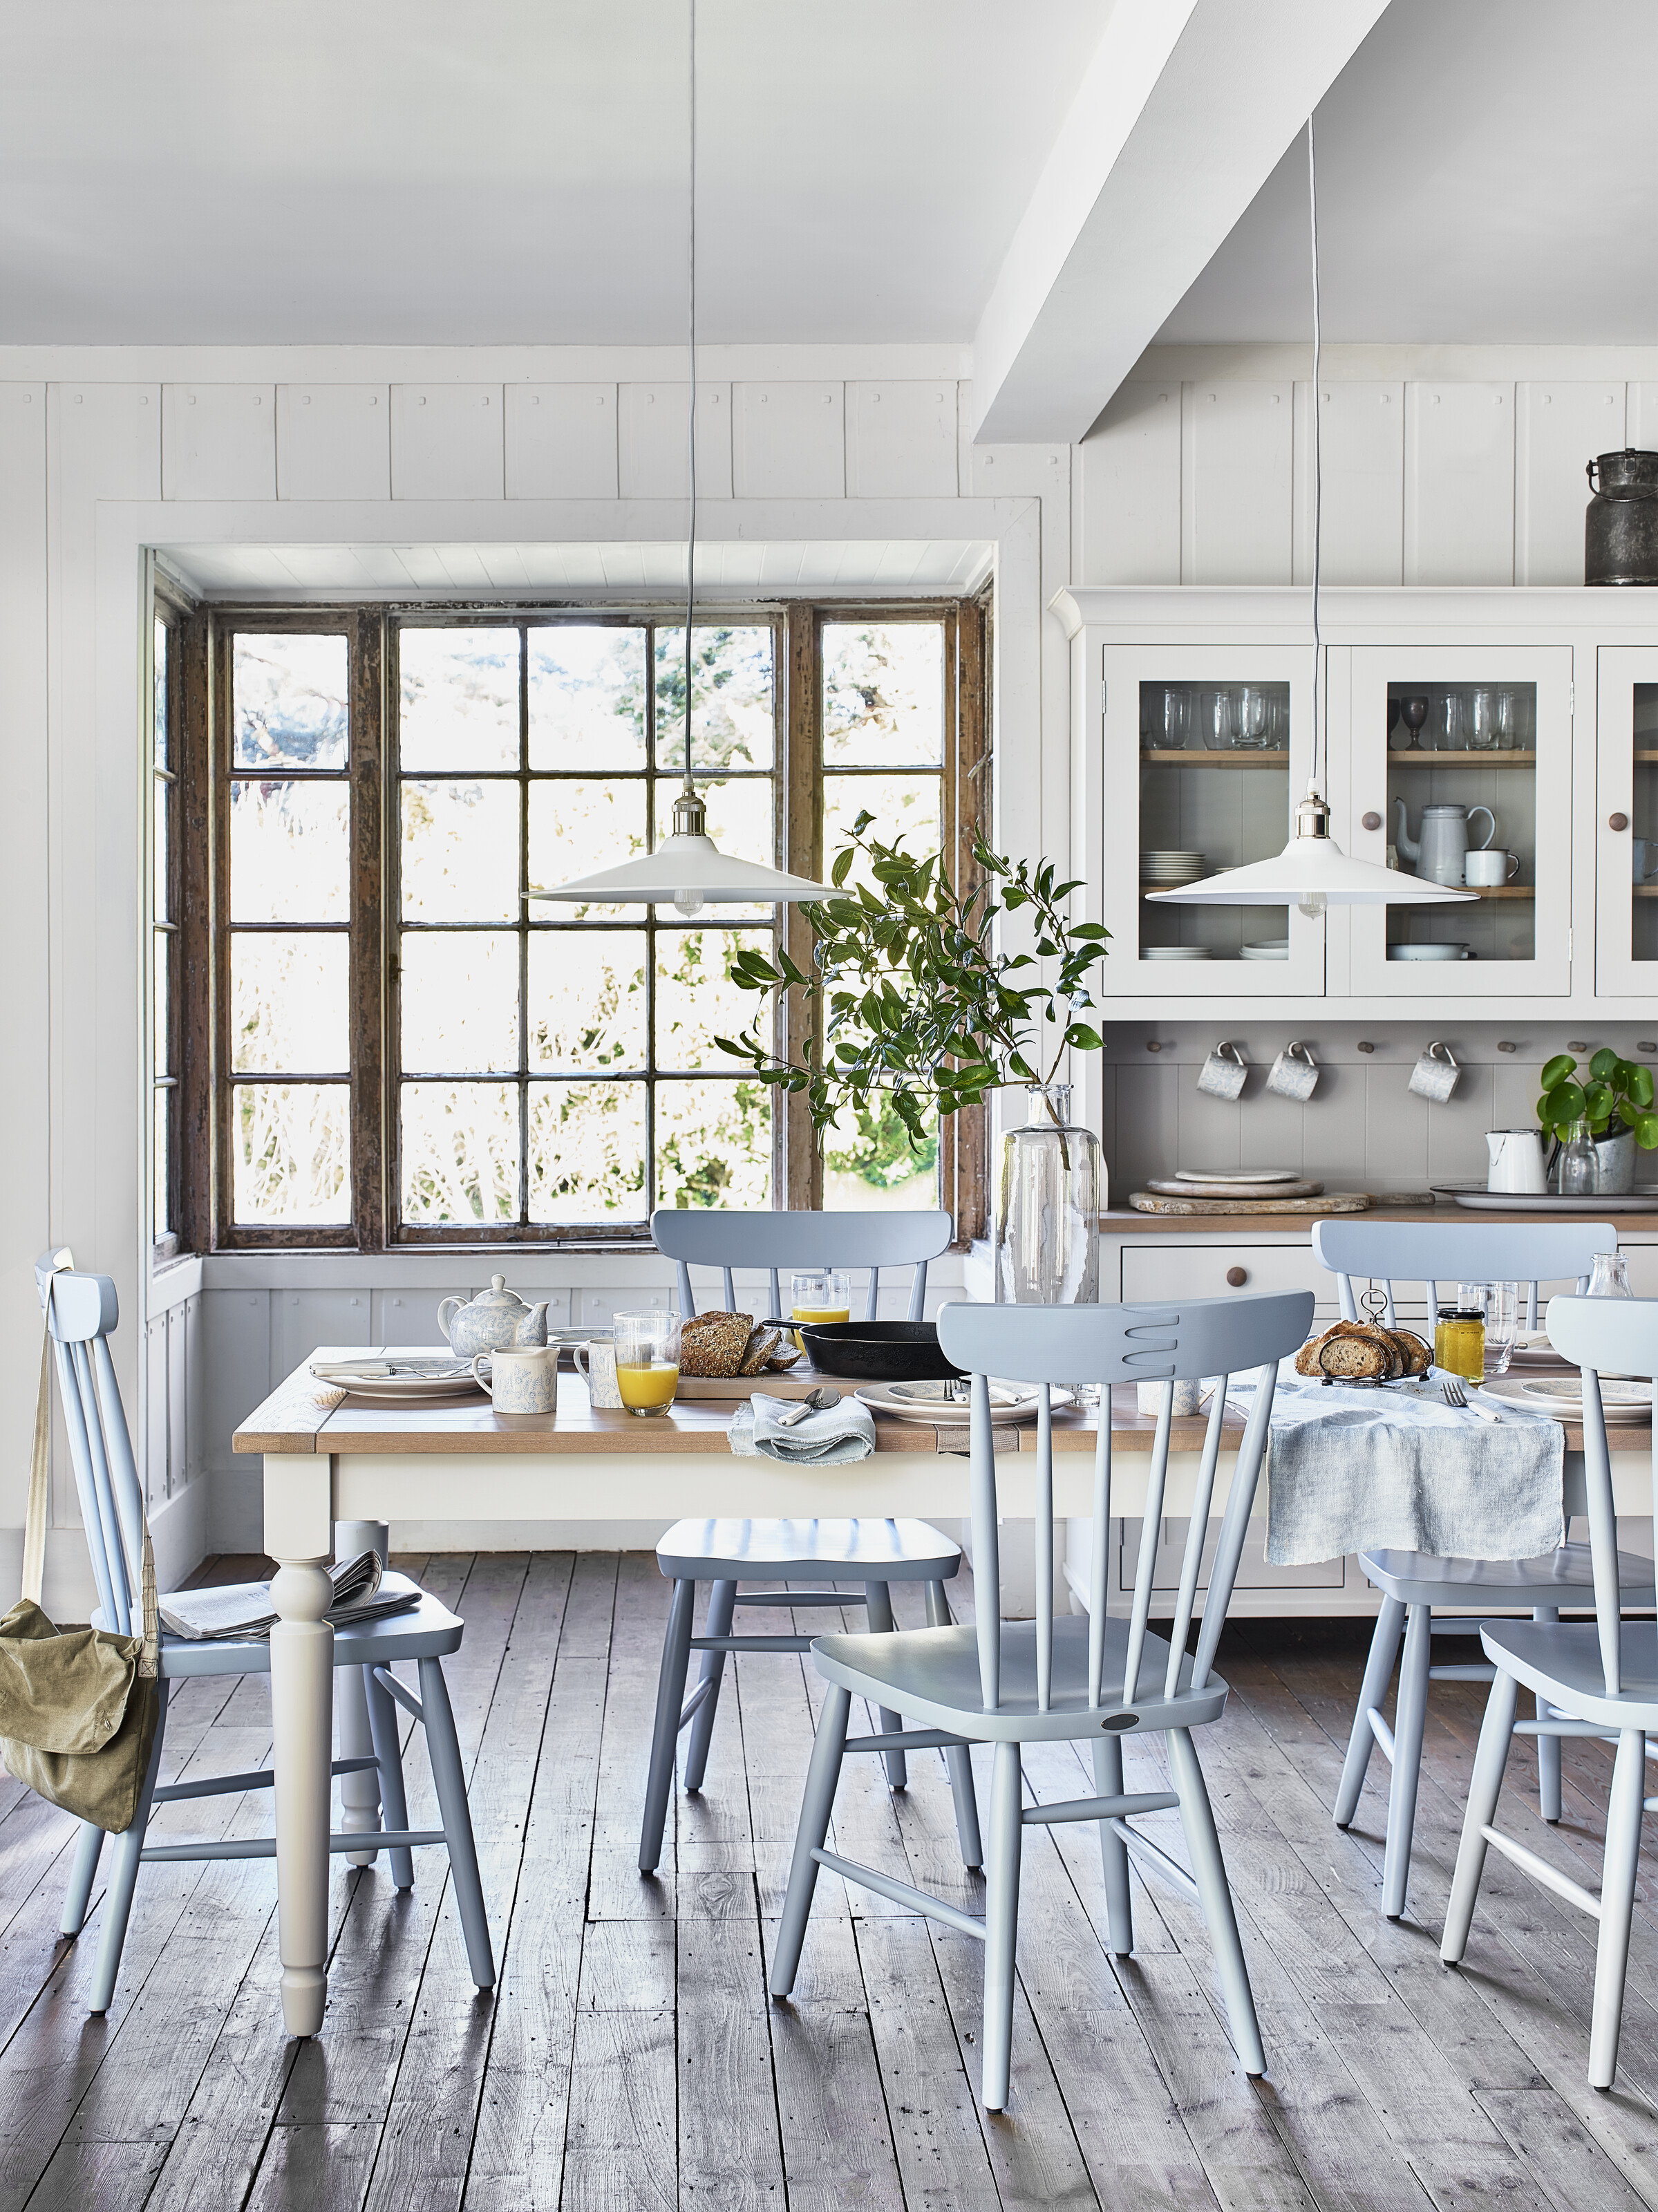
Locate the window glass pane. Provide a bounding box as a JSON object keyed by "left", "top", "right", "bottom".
{"left": 528, "top": 1081, "right": 648, "bottom": 1223}
{"left": 401, "top": 1082, "right": 520, "bottom": 1223}
{"left": 234, "top": 635, "right": 349, "bottom": 770}
{"left": 153, "top": 776, "right": 169, "bottom": 922}
{"left": 153, "top": 1089, "right": 169, "bottom": 1241}
{"left": 232, "top": 1083, "right": 350, "bottom": 1224}
{"left": 654, "top": 626, "right": 775, "bottom": 771}
{"left": 402, "top": 780, "right": 518, "bottom": 921}
{"left": 529, "top": 627, "right": 648, "bottom": 771}
{"left": 650, "top": 774, "right": 775, "bottom": 921}
{"left": 400, "top": 930, "right": 520, "bottom": 1074}
{"left": 824, "top": 624, "right": 944, "bottom": 767}
{"left": 655, "top": 927, "right": 772, "bottom": 1071}
{"left": 153, "top": 619, "right": 169, "bottom": 769}
{"left": 153, "top": 935, "right": 170, "bottom": 1076}
{"left": 399, "top": 628, "right": 520, "bottom": 773}
{"left": 654, "top": 1079, "right": 771, "bottom": 1210}
{"left": 823, "top": 1097, "right": 939, "bottom": 1212}
{"left": 231, "top": 780, "right": 350, "bottom": 923}
{"left": 232, "top": 934, "right": 350, "bottom": 1073}
{"left": 823, "top": 771, "right": 942, "bottom": 883}
{"left": 527, "top": 930, "right": 647, "bottom": 1071}
{"left": 528, "top": 779, "right": 647, "bottom": 915}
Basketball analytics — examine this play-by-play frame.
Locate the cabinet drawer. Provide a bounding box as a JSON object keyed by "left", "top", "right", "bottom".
{"left": 1121, "top": 1243, "right": 1335, "bottom": 1309}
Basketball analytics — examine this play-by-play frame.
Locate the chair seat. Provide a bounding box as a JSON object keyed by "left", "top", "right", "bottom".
{"left": 809, "top": 1613, "right": 1230, "bottom": 1743}
{"left": 118, "top": 1591, "right": 467, "bottom": 1678}
{"left": 656, "top": 1516, "right": 960, "bottom": 1582}
{"left": 1361, "top": 1542, "right": 1658, "bottom": 1610}
{"left": 1482, "top": 1618, "right": 1658, "bottom": 1731}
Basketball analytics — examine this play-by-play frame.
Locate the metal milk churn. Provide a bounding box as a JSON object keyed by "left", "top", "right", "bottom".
{"left": 1586, "top": 449, "right": 1658, "bottom": 585}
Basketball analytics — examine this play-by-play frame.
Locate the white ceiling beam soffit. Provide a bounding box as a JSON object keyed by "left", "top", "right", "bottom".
{"left": 970, "top": 0, "right": 1391, "bottom": 445}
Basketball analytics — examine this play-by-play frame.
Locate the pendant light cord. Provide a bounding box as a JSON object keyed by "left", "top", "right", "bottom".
{"left": 683, "top": 0, "right": 698, "bottom": 798}
{"left": 1307, "top": 111, "right": 1323, "bottom": 796}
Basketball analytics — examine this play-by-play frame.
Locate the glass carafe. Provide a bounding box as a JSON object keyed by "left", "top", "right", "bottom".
{"left": 992, "top": 1085, "right": 1103, "bottom": 1305}
{"left": 1558, "top": 1119, "right": 1599, "bottom": 1197}
{"left": 1587, "top": 1250, "right": 1633, "bottom": 1298}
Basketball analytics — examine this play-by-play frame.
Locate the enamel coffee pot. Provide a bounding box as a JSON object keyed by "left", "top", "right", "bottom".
{"left": 1394, "top": 800, "right": 1496, "bottom": 887}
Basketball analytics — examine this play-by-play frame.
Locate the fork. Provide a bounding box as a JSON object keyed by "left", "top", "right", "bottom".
{"left": 1440, "top": 1374, "right": 1502, "bottom": 1423}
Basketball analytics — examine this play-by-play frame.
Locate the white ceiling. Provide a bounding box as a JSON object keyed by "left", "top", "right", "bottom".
{"left": 1, "top": 0, "right": 1109, "bottom": 346}
{"left": 1160, "top": 0, "right": 1658, "bottom": 346}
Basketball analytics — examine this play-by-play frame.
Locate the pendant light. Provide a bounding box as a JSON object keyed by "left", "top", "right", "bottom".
{"left": 529, "top": 0, "right": 833, "bottom": 918}
{"left": 1147, "top": 115, "right": 1474, "bottom": 921}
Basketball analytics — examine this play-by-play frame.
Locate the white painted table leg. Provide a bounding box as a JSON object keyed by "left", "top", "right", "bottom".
{"left": 264, "top": 1451, "right": 339, "bottom": 2039}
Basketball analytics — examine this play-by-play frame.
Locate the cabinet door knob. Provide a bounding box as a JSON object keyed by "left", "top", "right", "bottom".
{"left": 1225, "top": 1266, "right": 1248, "bottom": 1288}
{"left": 1610, "top": 812, "right": 1630, "bottom": 832}
{"left": 1361, "top": 811, "right": 1382, "bottom": 832}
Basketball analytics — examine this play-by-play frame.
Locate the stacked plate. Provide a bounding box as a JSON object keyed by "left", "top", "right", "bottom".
{"left": 1140, "top": 945, "right": 1210, "bottom": 962}
{"left": 1240, "top": 937, "right": 1290, "bottom": 962}
{"left": 1143, "top": 851, "right": 1207, "bottom": 887}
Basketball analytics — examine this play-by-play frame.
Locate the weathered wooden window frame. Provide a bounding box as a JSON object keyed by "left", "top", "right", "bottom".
{"left": 178, "top": 595, "right": 988, "bottom": 1253}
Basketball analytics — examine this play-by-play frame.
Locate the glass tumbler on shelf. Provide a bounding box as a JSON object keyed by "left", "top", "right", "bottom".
{"left": 1236, "top": 686, "right": 1272, "bottom": 749}
{"left": 1496, "top": 689, "right": 1519, "bottom": 750}
{"left": 613, "top": 1309, "right": 682, "bottom": 1416}
{"left": 1469, "top": 690, "right": 1501, "bottom": 751}
{"left": 1587, "top": 1250, "right": 1633, "bottom": 1298}
{"left": 1204, "top": 688, "right": 1237, "bottom": 751}
{"left": 993, "top": 1084, "right": 1103, "bottom": 1306}
{"left": 1433, "top": 692, "right": 1465, "bottom": 751}
{"left": 1160, "top": 686, "right": 1194, "bottom": 750}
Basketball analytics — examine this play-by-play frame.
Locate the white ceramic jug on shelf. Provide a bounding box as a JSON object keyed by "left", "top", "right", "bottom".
{"left": 1486, "top": 1129, "right": 1547, "bottom": 1194}
{"left": 1395, "top": 800, "right": 1496, "bottom": 887}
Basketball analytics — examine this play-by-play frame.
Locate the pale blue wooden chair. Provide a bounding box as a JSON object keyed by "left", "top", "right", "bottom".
{"left": 35, "top": 1257, "right": 494, "bottom": 2018}
{"left": 641, "top": 1208, "right": 979, "bottom": 1876}
{"left": 769, "top": 1288, "right": 1315, "bottom": 2112}
{"left": 1311, "top": 1217, "right": 1656, "bottom": 1922}
{"left": 1442, "top": 1293, "right": 1658, "bottom": 2090}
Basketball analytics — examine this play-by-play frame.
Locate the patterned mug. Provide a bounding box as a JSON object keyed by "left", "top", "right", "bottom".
{"left": 574, "top": 1340, "right": 623, "bottom": 1409}
{"left": 472, "top": 1346, "right": 558, "bottom": 1415}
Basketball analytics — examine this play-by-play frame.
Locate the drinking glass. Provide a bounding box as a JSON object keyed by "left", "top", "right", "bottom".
{"left": 1160, "top": 686, "right": 1192, "bottom": 750}
{"left": 792, "top": 1269, "right": 853, "bottom": 1351}
{"left": 1477, "top": 1281, "right": 1518, "bottom": 1378}
{"left": 1469, "top": 690, "right": 1500, "bottom": 751}
{"left": 1236, "top": 686, "right": 1271, "bottom": 749}
{"left": 614, "top": 1309, "right": 681, "bottom": 1416}
{"left": 1400, "top": 695, "right": 1430, "bottom": 751}
{"left": 1496, "top": 690, "right": 1519, "bottom": 750}
{"left": 1433, "top": 692, "right": 1464, "bottom": 751}
{"left": 1205, "top": 688, "right": 1237, "bottom": 750}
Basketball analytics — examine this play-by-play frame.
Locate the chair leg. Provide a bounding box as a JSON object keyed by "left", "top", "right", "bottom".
{"left": 862, "top": 1580, "right": 907, "bottom": 1789}
{"left": 639, "top": 1577, "right": 696, "bottom": 1875}
{"left": 1093, "top": 1735, "right": 1133, "bottom": 1957}
{"left": 1382, "top": 1602, "right": 1433, "bottom": 1921}
{"left": 61, "top": 1822, "right": 104, "bottom": 1938}
{"left": 681, "top": 1580, "right": 737, "bottom": 1794}
{"left": 925, "top": 1581, "right": 981, "bottom": 1871}
{"left": 1440, "top": 1667, "right": 1520, "bottom": 1966}
{"left": 980, "top": 1740, "right": 1025, "bottom": 2113}
{"left": 1533, "top": 1607, "right": 1562, "bottom": 1822}
{"left": 417, "top": 1658, "right": 495, "bottom": 1991}
{"left": 1335, "top": 1593, "right": 1406, "bottom": 1828}
{"left": 89, "top": 1680, "right": 169, "bottom": 2016}
{"left": 338, "top": 1656, "right": 384, "bottom": 1868}
{"left": 770, "top": 1683, "right": 851, "bottom": 2000}
{"left": 1168, "top": 1725, "right": 1265, "bottom": 2078}
{"left": 1590, "top": 1727, "right": 1647, "bottom": 2092}
{"left": 364, "top": 1665, "right": 415, "bottom": 1890}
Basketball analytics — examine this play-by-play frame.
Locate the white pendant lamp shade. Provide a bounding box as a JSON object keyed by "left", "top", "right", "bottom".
{"left": 1144, "top": 805, "right": 1477, "bottom": 909}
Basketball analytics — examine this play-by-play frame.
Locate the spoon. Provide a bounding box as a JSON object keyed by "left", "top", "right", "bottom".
{"left": 775, "top": 1385, "right": 842, "bottom": 1428}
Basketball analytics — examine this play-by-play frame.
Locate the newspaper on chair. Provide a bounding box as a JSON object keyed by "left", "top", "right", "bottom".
{"left": 158, "top": 1550, "right": 423, "bottom": 1642}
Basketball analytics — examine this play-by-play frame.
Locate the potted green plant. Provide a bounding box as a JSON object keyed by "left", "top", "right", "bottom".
{"left": 715, "top": 815, "right": 1112, "bottom": 1301}
{"left": 1536, "top": 1049, "right": 1658, "bottom": 1194}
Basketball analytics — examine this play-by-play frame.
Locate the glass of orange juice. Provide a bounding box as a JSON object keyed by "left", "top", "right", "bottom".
{"left": 614, "top": 1310, "right": 681, "bottom": 1416}
{"left": 791, "top": 1271, "right": 852, "bottom": 1350}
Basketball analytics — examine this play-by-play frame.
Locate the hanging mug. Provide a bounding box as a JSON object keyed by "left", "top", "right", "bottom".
{"left": 1265, "top": 1040, "right": 1319, "bottom": 1102}
{"left": 1196, "top": 1041, "right": 1248, "bottom": 1100}
{"left": 1408, "top": 1040, "right": 1460, "bottom": 1103}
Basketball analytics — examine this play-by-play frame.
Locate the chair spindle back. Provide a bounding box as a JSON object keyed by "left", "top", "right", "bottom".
{"left": 650, "top": 1208, "right": 952, "bottom": 1325}
{"left": 936, "top": 1292, "right": 1313, "bottom": 1716}
{"left": 1313, "top": 1219, "right": 1615, "bottom": 1335}
{"left": 33, "top": 1256, "right": 146, "bottom": 1638}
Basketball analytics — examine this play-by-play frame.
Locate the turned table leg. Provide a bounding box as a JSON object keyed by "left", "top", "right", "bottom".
{"left": 265, "top": 1452, "right": 337, "bottom": 2038}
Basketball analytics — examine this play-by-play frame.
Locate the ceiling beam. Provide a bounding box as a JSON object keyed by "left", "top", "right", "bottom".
{"left": 970, "top": 0, "right": 1392, "bottom": 444}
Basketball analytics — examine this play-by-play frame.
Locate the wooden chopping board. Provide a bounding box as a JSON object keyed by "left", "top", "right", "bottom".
{"left": 675, "top": 1364, "right": 829, "bottom": 1400}
{"left": 1146, "top": 1177, "right": 1323, "bottom": 1200}
{"left": 1129, "top": 1190, "right": 1372, "bottom": 1216}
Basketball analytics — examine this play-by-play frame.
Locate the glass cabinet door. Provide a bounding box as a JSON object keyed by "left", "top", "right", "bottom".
{"left": 1596, "top": 647, "right": 1658, "bottom": 996}
{"left": 1101, "top": 645, "right": 1322, "bottom": 997}
{"left": 1344, "top": 647, "right": 1573, "bottom": 997}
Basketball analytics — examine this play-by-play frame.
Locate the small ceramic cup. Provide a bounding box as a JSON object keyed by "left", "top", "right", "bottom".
{"left": 1196, "top": 1041, "right": 1248, "bottom": 1100}
{"left": 1463, "top": 848, "right": 1519, "bottom": 887}
{"left": 473, "top": 1346, "right": 558, "bottom": 1415}
{"left": 1265, "top": 1040, "right": 1319, "bottom": 1101}
{"left": 1138, "top": 1378, "right": 1205, "bottom": 1417}
{"left": 574, "top": 1340, "right": 623, "bottom": 1409}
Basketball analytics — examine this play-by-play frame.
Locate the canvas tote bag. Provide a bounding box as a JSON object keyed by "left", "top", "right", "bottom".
{"left": 0, "top": 1322, "right": 160, "bottom": 1833}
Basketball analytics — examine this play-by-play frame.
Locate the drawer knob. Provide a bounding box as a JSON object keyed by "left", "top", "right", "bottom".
{"left": 1610, "top": 812, "right": 1630, "bottom": 832}
{"left": 1226, "top": 1266, "right": 1248, "bottom": 1288}
{"left": 1361, "top": 811, "right": 1382, "bottom": 832}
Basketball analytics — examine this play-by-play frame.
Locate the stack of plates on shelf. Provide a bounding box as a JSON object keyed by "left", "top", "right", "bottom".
{"left": 1140, "top": 945, "right": 1211, "bottom": 961}
{"left": 1176, "top": 1168, "right": 1301, "bottom": 1186}
{"left": 1240, "top": 938, "right": 1290, "bottom": 962}
{"left": 1150, "top": 1172, "right": 1322, "bottom": 1199}
{"left": 1143, "top": 851, "right": 1207, "bottom": 885}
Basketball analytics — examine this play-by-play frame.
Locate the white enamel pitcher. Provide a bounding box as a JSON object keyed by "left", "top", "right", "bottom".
{"left": 1395, "top": 800, "right": 1496, "bottom": 887}
{"left": 1486, "top": 1128, "right": 1548, "bottom": 1194}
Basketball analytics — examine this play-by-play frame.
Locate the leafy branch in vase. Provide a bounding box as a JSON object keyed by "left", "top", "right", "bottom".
{"left": 714, "top": 815, "right": 1111, "bottom": 1150}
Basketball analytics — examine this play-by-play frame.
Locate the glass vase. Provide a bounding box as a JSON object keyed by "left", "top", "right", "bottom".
{"left": 992, "top": 1085, "right": 1104, "bottom": 1305}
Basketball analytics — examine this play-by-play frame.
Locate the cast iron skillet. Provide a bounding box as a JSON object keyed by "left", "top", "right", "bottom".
{"left": 793, "top": 1319, "right": 965, "bottom": 1383}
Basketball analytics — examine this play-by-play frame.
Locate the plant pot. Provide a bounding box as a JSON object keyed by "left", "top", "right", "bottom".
{"left": 1593, "top": 1129, "right": 1638, "bottom": 1195}
{"left": 992, "top": 1085, "right": 1104, "bottom": 1305}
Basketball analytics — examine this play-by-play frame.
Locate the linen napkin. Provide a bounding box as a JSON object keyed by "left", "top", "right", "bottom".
{"left": 729, "top": 1392, "right": 877, "bottom": 1463}
{"left": 1230, "top": 1357, "right": 1565, "bottom": 1568}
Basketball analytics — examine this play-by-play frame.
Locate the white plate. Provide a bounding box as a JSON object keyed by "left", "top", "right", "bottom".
{"left": 854, "top": 1380, "right": 1075, "bottom": 1425}
{"left": 1239, "top": 947, "right": 1290, "bottom": 961}
{"left": 310, "top": 1357, "right": 484, "bottom": 1401}
{"left": 1387, "top": 943, "right": 1471, "bottom": 961}
{"left": 1176, "top": 1167, "right": 1300, "bottom": 1184}
{"left": 1483, "top": 1374, "right": 1652, "bottom": 1421}
{"left": 1140, "top": 946, "right": 1211, "bottom": 961}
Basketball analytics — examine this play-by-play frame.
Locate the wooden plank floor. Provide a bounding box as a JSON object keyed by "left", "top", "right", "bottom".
{"left": 2, "top": 1553, "right": 1657, "bottom": 2209}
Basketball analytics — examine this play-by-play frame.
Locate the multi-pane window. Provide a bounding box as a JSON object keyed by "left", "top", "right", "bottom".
{"left": 152, "top": 612, "right": 180, "bottom": 1253}
{"left": 182, "top": 599, "right": 983, "bottom": 1249}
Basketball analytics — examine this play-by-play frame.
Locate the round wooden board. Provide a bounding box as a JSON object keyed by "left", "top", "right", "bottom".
{"left": 1147, "top": 1177, "right": 1323, "bottom": 1200}
{"left": 1129, "top": 1190, "right": 1371, "bottom": 1216}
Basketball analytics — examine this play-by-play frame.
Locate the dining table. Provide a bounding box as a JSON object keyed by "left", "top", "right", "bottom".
{"left": 233, "top": 1347, "right": 1655, "bottom": 2035}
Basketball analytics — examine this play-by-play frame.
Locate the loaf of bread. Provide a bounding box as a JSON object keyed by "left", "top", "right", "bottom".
{"left": 1294, "top": 1319, "right": 1431, "bottom": 1382}
{"left": 679, "top": 1311, "right": 755, "bottom": 1377}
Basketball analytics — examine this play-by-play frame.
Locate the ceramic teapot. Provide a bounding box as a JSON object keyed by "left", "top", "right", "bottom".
{"left": 1485, "top": 1129, "right": 1547, "bottom": 1195}
{"left": 437, "top": 1276, "right": 550, "bottom": 1358}
{"left": 1394, "top": 800, "right": 1496, "bottom": 888}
